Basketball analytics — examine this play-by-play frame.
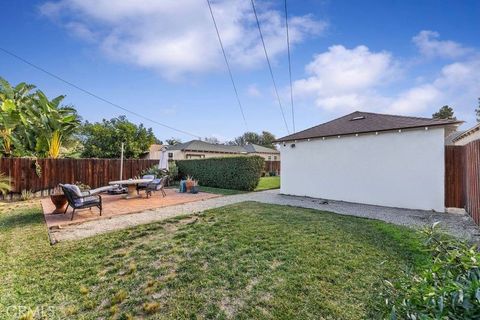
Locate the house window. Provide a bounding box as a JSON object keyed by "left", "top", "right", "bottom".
{"left": 168, "top": 152, "right": 173, "bottom": 158}
{"left": 273, "top": 156, "right": 277, "bottom": 160}
{"left": 186, "top": 154, "right": 205, "bottom": 159}
{"left": 268, "top": 156, "right": 272, "bottom": 160}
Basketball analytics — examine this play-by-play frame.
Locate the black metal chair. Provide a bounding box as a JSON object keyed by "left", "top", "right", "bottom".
{"left": 136, "top": 174, "right": 155, "bottom": 194}
{"left": 146, "top": 176, "right": 168, "bottom": 198}
{"left": 60, "top": 184, "right": 102, "bottom": 221}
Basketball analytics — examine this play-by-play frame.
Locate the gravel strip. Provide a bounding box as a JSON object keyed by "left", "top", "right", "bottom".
{"left": 49, "top": 189, "right": 480, "bottom": 243}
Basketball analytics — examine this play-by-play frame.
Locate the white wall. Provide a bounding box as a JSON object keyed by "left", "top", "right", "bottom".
{"left": 280, "top": 128, "right": 445, "bottom": 212}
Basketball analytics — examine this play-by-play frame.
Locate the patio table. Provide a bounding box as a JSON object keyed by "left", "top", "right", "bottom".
{"left": 109, "top": 178, "right": 153, "bottom": 199}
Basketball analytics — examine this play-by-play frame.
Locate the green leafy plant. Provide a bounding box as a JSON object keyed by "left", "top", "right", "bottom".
{"left": 176, "top": 156, "right": 264, "bottom": 191}
{"left": 0, "top": 77, "right": 81, "bottom": 158}
{"left": 141, "top": 165, "right": 166, "bottom": 178}
{"left": 168, "top": 161, "right": 178, "bottom": 181}
{"left": 20, "top": 189, "right": 34, "bottom": 201}
{"left": 34, "top": 159, "right": 42, "bottom": 177}
{"left": 385, "top": 223, "right": 480, "bottom": 319}
{"left": 74, "top": 181, "right": 90, "bottom": 192}
{"left": 0, "top": 173, "right": 11, "bottom": 195}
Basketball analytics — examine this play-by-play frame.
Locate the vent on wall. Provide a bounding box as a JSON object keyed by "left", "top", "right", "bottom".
{"left": 350, "top": 116, "right": 365, "bottom": 121}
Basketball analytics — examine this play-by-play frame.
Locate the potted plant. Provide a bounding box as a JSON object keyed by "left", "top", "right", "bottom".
{"left": 185, "top": 175, "right": 194, "bottom": 193}
{"left": 50, "top": 186, "right": 67, "bottom": 214}
{"left": 190, "top": 179, "right": 199, "bottom": 194}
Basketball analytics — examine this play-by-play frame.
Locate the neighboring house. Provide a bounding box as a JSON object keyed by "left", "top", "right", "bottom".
{"left": 141, "top": 144, "right": 166, "bottom": 159}
{"left": 450, "top": 123, "right": 480, "bottom": 146}
{"left": 275, "top": 111, "right": 462, "bottom": 212}
{"left": 153, "top": 140, "right": 279, "bottom": 161}
{"left": 445, "top": 130, "right": 465, "bottom": 145}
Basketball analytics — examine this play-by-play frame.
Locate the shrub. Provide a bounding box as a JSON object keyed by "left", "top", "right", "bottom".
{"left": 385, "top": 223, "right": 480, "bottom": 319}
{"left": 168, "top": 161, "right": 179, "bottom": 181}
{"left": 176, "top": 156, "right": 264, "bottom": 191}
{"left": 20, "top": 190, "right": 34, "bottom": 201}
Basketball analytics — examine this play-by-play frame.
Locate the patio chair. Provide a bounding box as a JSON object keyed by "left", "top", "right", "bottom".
{"left": 145, "top": 176, "right": 168, "bottom": 198}
{"left": 136, "top": 174, "right": 155, "bottom": 195}
{"left": 60, "top": 184, "right": 102, "bottom": 221}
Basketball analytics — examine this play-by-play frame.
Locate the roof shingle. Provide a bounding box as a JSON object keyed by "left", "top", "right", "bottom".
{"left": 166, "top": 140, "right": 278, "bottom": 154}
{"left": 276, "top": 111, "right": 462, "bottom": 142}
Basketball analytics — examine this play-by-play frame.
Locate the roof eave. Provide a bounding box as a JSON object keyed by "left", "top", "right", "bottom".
{"left": 274, "top": 121, "right": 464, "bottom": 143}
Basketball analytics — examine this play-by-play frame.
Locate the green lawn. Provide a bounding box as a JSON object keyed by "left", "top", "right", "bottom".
{"left": 0, "top": 201, "right": 429, "bottom": 319}
{"left": 255, "top": 176, "right": 280, "bottom": 191}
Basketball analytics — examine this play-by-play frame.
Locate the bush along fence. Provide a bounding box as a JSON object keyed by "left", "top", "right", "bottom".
{"left": 445, "top": 139, "right": 480, "bottom": 225}
{"left": 0, "top": 157, "right": 159, "bottom": 198}
{"left": 176, "top": 156, "right": 264, "bottom": 191}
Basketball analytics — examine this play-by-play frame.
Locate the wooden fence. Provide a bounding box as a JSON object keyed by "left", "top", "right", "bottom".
{"left": 445, "top": 140, "right": 480, "bottom": 224}
{"left": 0, "top": 158, "right": 159, "bottom": 196}
{"left": 264, "top": 160, "right": 280, "bottom": 175}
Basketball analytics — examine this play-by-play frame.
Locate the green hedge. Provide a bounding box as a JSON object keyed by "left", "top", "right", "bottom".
{"left": 176, "top": 156, "right": 264, "bottom": 191}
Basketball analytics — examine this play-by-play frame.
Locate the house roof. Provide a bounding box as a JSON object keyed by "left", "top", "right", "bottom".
{"left": 243, "top": 143, "right": 280, "bottom": 154}
{"left": 445, "top": 131, "right": 465, "bottom": 145}
{"left": 451, "top": 123, "right": 480, "bottom": 143}
{"left": 166, "top": 140, "right": 279, "bottom": 154}
{"left": 275, "top": 111, "right": 463, "bottom": 142}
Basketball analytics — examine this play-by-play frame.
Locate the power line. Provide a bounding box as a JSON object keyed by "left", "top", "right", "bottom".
{"left": 250, "top": 0, "right": 290, "bottom": 134}
{"left": 0, "top": 47, "right": 201, "bottom": 139}
{"left": 206, "top": 0, "right": 248, "bottom": 129}
{"left": 285, "top": 0, "right": 295, "bottom": 133}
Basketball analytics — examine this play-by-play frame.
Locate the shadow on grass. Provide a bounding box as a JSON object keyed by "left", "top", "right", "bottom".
{"left": 0, "top": 209, "right": 43, "bottom": 230}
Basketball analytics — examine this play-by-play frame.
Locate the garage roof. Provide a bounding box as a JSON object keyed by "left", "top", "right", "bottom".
{"left": 275, "top": 111, "right": 462, "bottom": 142}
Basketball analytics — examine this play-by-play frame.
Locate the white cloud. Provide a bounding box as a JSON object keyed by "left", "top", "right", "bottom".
{"left": 247, "top": 84, "right": 262, "bottom": 97}
{"left": 39, "top": 0, "right": 326, "bottom": 79}
{"left": 64, "top": 21, "right": 97, "bottom": 42}
{"left": 293, "top": 45, "right": 398, "bottom": 112}
{"left": 387, "top": 84, "right": 441, "bottom": 114}
{"left": 412, "top": 30, "right": 471, "bottom": 59}
{"left": 294, "top": 37, "right": 480, "bottom": 121}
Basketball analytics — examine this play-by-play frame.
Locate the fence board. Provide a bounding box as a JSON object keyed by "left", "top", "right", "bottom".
{"left": 445, "top": 141, "right": 480, "bottom": 225}
{"left": 0, "top": 157, "right": 159, "bottom": 194}
{"left": 264, "top": 161, "right": 280, "bottom": 175}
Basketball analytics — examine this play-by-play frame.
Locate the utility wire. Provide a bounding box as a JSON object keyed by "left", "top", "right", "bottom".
{"left": 206, "top": 0, "right": 248, "bottom": 129}
{"left": 285, "top": 0, "right": 295, "bottom": 133}
{"left": 250, "top": 0, "right": 290, "bottom": 134}
{"left": 0, "top": 47, "right": 201, "bottom": 139}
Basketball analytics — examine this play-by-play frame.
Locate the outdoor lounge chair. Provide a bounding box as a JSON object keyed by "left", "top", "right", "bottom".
{"left": 136, "top": 174, "right": 155, "bottom": 194}
{"left": 145, "top": 176, "right": 168, "bottom": 198}
{"left": 60, "top": 184, "right": 102, "bottom": 221}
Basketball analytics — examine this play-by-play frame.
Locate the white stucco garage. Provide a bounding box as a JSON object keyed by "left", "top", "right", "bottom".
{"left": 276, "top": 111, "right": 461, "bottom": 212}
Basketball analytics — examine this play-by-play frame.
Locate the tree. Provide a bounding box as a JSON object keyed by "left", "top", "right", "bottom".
{"left": 229, "top": 131, "right": 277, "bottom": 149}
{"left": 203, "top": 137, "right": 220, "bottom": 144}
{"left": 166, "top": 138, "right": 182, "bottom": 145}
{"left": 432, "top": 105, "right": 456, "bottom": 120}
{"left": 80, "top": 116, "right": 157, "bottom": 158}
{"left": 0, "top": 77, "right": 81, "bottom": 158}
{"left": 260, "top": 131, "right": 276, "bottom": 148}
{"left": 475, "top": 98, "right": 480, "bottom": 123}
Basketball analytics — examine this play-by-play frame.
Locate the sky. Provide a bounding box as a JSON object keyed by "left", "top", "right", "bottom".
{"left": 1, "top": 0, "right": 479, "bottom": 142}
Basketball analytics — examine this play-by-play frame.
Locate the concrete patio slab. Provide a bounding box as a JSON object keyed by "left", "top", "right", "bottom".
{"left": 41, "top": 188, "right": 220, "bottom": 229}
